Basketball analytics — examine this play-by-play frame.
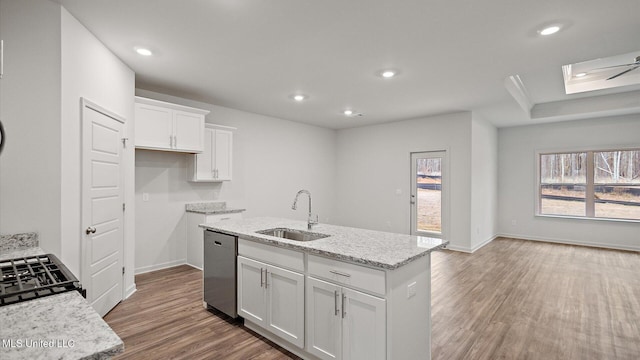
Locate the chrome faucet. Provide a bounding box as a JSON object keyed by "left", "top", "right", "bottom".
{"left": 292, "top": 189, "right": 318, "bottom": 230}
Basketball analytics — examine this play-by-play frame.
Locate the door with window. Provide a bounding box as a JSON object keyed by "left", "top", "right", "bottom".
{"left": 411, "top": 151, "right": 447, "bottom": 238}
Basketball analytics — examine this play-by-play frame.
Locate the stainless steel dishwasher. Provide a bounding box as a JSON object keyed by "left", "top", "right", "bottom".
{"left": 203, "top": 230, "right": 238, "bottom": 318}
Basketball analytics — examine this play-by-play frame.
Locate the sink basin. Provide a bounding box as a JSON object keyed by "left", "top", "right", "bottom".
{"left": 256, "top": 228, "right": 330, "bottom": 242}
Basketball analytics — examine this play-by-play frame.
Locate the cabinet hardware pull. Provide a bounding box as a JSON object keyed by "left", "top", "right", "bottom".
{"left": 260, "top": 268, "right": 264, "bottom": 288}
{"left": 334, "top": 290, "right": 340, "bottom": 316}
{"left": 173, "top": 135, "right": 177, "bottom": 148}
{"left": 85, "top": 226, "right": 97, "bottom": 235}
{"left": 220, "top": 217, "right": 231, "bottom": 221}
{"left": 214, "top": 241, "right": 222, "bottom": 246}
{"left": 342, "top": 293, "right": 347, "bottom": 318}
{"left": 169, "top": 135, "right": 173, "bottom": 148}
{"left": 330, "top": 270, "right": 351, "bottom": 278}
{"left": 265, "top": 269, "right": 269, "bottom": 289}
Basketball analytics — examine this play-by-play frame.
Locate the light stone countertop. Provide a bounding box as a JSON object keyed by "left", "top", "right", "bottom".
{"left": 185, "top": 201, "right": 246, "bottom": 215}
{"left": 200, "top": 217, "right": 448, "bottom": 270}
{"left": 0, "top": 291, "right": 123, "bottom": 360}
{"left": 0, "top": 247, "right": 47, "bottom": 262}
{"left": 0, "top": 248, "right": 124, "bottom": 359}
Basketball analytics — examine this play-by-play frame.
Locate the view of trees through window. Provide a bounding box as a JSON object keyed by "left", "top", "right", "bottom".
{"left": 540, "top": 149, "right": 640, "bottom": 220}
{"left": 416, "top": 157, "right": 442, "bottom": 233}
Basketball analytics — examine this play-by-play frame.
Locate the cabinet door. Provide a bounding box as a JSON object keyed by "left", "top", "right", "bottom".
{"left": 306, "top": 277, "right": 342, "bottom": 360}
{"left": 237, "top": 256, "right": 267, "bottom": 327}
{"left": 173, "top": 110, "right": 203, "bottom": 152}
{"left": 342, "top": 288, "right": 386, "bottom": 360}
{"left": 195, "top": 128, "right": 214, "bottom": 180}
{"left": 213, "top": 129, "right": 233, "bottom": 180}
{"left": 134, "top": 103, "right": 173, "bottom": 149}
{"left": 266, "top": 265, "right": 305, "bottom": 348}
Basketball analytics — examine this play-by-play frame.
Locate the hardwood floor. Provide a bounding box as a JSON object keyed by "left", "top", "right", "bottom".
{"left": 104, "top": 265, "right": 300, "bottom": 360}
{"left": 104, "top": 238, "right": 640, "bottom": 359}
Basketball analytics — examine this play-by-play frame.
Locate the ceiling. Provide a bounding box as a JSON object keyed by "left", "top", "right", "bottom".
{"left": 56, "top": 0, "right": 640, "bottom": 129}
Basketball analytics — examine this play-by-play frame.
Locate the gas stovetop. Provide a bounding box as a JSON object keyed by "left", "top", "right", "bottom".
{"left": 0, "top": 254, "right": 85, "bottom": 306}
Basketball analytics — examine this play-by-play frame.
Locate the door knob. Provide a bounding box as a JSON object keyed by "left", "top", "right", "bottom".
{"left": 86, "top": 226, "right": 97, "bottom": 235}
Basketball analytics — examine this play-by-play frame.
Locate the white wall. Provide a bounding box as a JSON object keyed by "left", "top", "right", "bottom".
{"left": 0, "top": 0, "right": 62, "bottom": 254}
{"left": 497, "top": 114, "right": 640, "bottom": 251}
{"left": 334, "top": 112, "right": 475, "bottom": 251}
{"left": 470, "top": 114, "right": 498, "bottom": 250}
{"left": 60, "top": 8, "right": 136, "bottom": 293}
{"left": 134, "top": 89, "right": 337, "bottom": 273}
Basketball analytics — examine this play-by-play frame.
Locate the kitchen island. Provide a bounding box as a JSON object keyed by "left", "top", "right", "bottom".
{"left": 200, "top": 217, "right": 448, "bottom": 360}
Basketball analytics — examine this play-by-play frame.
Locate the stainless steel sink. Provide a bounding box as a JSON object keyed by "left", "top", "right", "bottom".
{"left": 256, "top": 228, "right": 330, "bottom": 242}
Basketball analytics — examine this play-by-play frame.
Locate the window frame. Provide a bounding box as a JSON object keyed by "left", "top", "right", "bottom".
{"left": 535, "top": 145, "right": 640, "bottom": 223}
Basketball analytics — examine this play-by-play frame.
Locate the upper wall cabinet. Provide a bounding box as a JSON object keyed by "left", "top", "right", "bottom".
{"left": 134, "top": 96, "right": 209, "bottom": 153}
{"left": 188, "top": 124, "right": 235, "bottom": 182}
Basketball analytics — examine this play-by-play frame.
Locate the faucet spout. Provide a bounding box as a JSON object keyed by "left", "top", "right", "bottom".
{"left": 291, "top": 189, "right": 317, "bottom": 230}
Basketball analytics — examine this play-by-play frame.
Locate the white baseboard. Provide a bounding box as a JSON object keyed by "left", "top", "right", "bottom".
{"left": 134, "top": 259, "right": 186, "bottom": 275}
{"left": 445, "top": 235, "right": 497, "bottom": 253}
{"left": 185, "top": 263, "right": 202, "bottom": 271}
{"left": 497, "top": 233, "right": 640, "bottom": 252}
{"left": 124, "top": 284, "right": 137, "bottom": 299}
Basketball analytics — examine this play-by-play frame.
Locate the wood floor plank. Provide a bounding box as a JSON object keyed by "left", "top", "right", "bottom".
{"left": 104, "top": 238, "right": 640, "bottom": 359}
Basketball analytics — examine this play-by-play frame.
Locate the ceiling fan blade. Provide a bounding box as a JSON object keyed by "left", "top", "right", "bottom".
{"left": 606, "top": 65, "right": 640, "bottom": 80}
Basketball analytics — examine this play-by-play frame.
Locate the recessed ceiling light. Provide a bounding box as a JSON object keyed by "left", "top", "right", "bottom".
{"left": 382, "top": 70, "right": 396, "bottom": 78}
{"left": 292, "top": 94, "right": 307, "bottom": 101}
{"left": 342, "top": 109, "right": 364, "bottom": 117}
{"left": 575, "top": 72, "right": 587, "bottom": 78}
{"left": 378, "top": 69, "right": 399, "bottom": 78}
{"left": 539, "top": 25, "right": 560, "bottom": 36}
{"left": 135, "top": 47, "right": 153, "bottom": 56}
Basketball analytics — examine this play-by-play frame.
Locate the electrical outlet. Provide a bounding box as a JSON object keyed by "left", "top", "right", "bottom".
{"left": 407, "top": 281, "right": 417, "bottom": 299}
{"left": 142, "top": 193, "right": 149, "bottom": 201}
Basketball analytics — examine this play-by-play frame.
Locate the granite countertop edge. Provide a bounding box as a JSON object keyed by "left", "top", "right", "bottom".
{"left": 186, "top": 208, "right": 246, "bottom": 215}
{"left": 200, "top": 217, "right": 449, "bottom": 270}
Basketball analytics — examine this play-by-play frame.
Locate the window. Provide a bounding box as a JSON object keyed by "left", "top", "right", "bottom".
{"left": 538, "top": 149, "right": 640, "bottom": 221}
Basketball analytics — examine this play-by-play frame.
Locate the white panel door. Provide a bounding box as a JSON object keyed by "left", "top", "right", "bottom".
{"left": 81, "top": 99, "right": 125, "bottom": 317}
{"left": 266, "top": 265, "right": 305, "bottom": 348}
{"left": 237, "top": 256, "right": 267, "bottom": 327}
{"left": 134, "top": 102, "right": 172, "bottom": 149}
{"left": 173, "top": 110, "right": 203, "bottom": 152}
{"left": 342, "top": 288, "right": 386, "bottom": 360}
{"left": 306, "top": 277, "right": 342, "bottom": 360}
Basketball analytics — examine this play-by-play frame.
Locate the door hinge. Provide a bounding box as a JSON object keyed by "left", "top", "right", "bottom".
{"left": 123, "top": 203, "right": 125, "bottom": 211}
{"left": 122, "top": 267, "right": 125, "bottom": 275}
{"left": 121, "top": 138, "right": 128, "bottom": 148}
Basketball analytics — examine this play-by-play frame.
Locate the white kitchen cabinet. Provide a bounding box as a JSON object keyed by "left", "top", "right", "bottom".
{"left": 237, "top": 255, "right": 305, "bottom": 348}
{"left": 187, "top": 124, "right": 234, "bottom": 182}
{"left": 233, "top": 239, "right": 432, "bottom": 360}
{"left": 306, "top": 277, "right": 386, "bottom": 360}
{"left": 186, "top": 212, "right": 242, "bottom": 269}
{"left": 134, "top": 96, "right": 209, "bottom": 153}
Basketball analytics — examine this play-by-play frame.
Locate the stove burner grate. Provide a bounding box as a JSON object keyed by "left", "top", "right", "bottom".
{"left": 0, "top": 254, "right": 84, "bottom": 306}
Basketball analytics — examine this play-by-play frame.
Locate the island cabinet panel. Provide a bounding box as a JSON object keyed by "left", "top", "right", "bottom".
{"left": 307, "top": 277, "right": 342, "bottom": 360}
{"left": 306, "top": 276, "right": 386, "bottom": 360}
{"left": 308, "top": 254, "right": 385, "bottom": 297}
{"left": 237, "top": 256, "right": 267, "bottom": 326}
{"left": 237, "top": 249, "right": 305, "bottom": 348}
